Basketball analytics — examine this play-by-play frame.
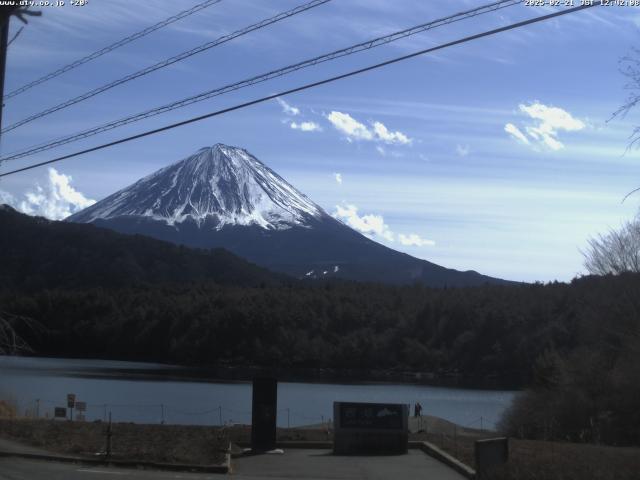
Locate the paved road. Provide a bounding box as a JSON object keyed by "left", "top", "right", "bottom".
{"left": 0, "top": 450, "right": 467, "bottom": 480}
{"left": 232, "top": 449, "right": 467, "bottom": 480}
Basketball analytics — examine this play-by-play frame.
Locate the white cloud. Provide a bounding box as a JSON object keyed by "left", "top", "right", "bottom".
{"left": 398, "top": 233, "right": 436, "bottom": 247}
{"left": 326, "top": 111, "right": 412, "bottom": 145}
{"left": 16, "top": 168, "right": 95, "bottom": 220}
{"left": 276, "top": 97, "right": 300, "bottom": 116}
{"left": 376, "top": 146, "right": 386, "bottom": 156}
{"left": 0, "top": 190, "right": 16, "bottom": 206}
{"left": 334, "top": 173, "right": 343, "bottom": 184}
{"left": 290, "top": 121, "right": 321, "bottom": 132}
{"left": 326, "top": 111, "right": 373, "bottom": 141}
{"left": 333, "top": 204, "right": 394, "bottom": 242}
{"left": 504, "top": 123, "right": 530, "bottom": 145}
{"left": 372, "top": 121, "right": 412, "bottom": 145}
{"left": 332, "top": 203, "right": 435, "bottom": 248}
{"left": 505, "top": 102, "right": 585, "bottom": 150}
{"left": 456, "top": 144, "right": 470, "bottom": 157}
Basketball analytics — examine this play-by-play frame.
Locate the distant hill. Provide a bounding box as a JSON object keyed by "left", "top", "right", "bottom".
{"left": 0, "top": 205, "right": 284, "bottom": 290}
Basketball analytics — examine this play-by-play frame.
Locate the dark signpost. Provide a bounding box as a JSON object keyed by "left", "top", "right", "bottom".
{"left": 67, "top": 393, "right": 76, "bottom": 421}
{"left": 334, "top": 401, "right": 408, "bottom": 454}
{"left": 54, "top": 407, "right": 67, "bottom": 419}
{"left": 251, "top": 377, "right": 277, "bottom": 452}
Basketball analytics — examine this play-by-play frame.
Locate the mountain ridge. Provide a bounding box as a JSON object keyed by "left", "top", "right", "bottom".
{"left": 67, "top": 143, "right": 512, "bottom": 287}
{"left": 0, "top": 204, "right": 285, "bottom": 290}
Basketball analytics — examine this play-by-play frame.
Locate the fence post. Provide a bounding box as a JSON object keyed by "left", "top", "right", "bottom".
{"left": 219, "top": 406, "right": 222, "bottom": 426}
{"left": 160, "top": 404, "right": 164, "bottom": 425}
{"left": 106, "top": 412, "right": 112, "bottom": 459}
{"left": 287, "top": 408, "right": 290, "bottom": 429}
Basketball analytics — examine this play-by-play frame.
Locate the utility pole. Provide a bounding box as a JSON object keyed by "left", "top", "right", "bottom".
{"left": 0, "top": 6, "right": 41, "bottom": 140}
{"left": 106, "top": 412, "right": 112, "bottom": 459}
{"left": 0, "top": 7, "right": 13, "bottom": 136}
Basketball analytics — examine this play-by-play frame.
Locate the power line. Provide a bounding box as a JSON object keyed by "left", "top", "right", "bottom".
{"left": 0, "top": 3, "right": 599, "bottom": 179}
{"left": 2, "top": 0, "right": 223, "bottom": 101}
{"left": 7, "top": 26, "right": 23, "bottom": 47}
{"left": 0, "top": 0, "right": 522, "bottom": 160}
{"left": 0, "top": 0, "right": 333, "bottom": 135}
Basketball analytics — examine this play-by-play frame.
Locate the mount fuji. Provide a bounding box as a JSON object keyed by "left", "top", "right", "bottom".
{"left": 67, "top": 144, "right": 508, "bottom": 286}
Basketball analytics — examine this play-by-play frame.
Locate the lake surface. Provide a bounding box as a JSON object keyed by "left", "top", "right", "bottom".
{"left": 0, "top": 356, "right": 517, "bottom": 430}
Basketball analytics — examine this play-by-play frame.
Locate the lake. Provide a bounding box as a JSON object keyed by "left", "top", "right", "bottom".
{"left": 0, "top": 356, "right": 517, "bottom": 430}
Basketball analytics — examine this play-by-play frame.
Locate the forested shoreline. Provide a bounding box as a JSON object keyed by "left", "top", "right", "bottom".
{"left": 4, "top": 273, "right": 638, "bottom": 390}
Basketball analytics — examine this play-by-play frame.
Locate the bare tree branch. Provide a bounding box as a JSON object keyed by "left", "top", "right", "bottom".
{"left": 582, "top": 215, "right": 640, "bottom": 275}
{"left": 0, "top": 311, "right": 41, "bottom": 355}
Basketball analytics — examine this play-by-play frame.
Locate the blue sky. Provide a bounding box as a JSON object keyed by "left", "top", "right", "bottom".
{"left": 1, "top": 0, "right": 639, "bottom": 282}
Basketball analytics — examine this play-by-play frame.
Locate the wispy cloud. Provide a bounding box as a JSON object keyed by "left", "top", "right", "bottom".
{"left": 456, "top": 144, "right": 470, "bottom": 157}
{"left": 276, "top": 97, "right": 300, "bottom": 116}
{"left": 290, "top": 121, "right": 321, "bottom": 132}
{"left": 326, "top": 111, "right": 412, "bottom": 145}
{"left": 398, "top": 233, "right": 435, "bottom": 247}
{"left": 504, "top": 123, "right": 530, "bottom": 145}
{"left": 505, "top": 102, "right": 585, "bottom": 150}
{"left": 6, "top": 168, "right": 96, "bottom": 220}
{"left": 0, "top": 190, "right": 16, "bottom": 205}
{"left": 334, "top": 172, "right": 343, "bottom": 184}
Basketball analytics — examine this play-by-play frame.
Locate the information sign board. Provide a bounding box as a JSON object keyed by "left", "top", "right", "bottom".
{"left": 334, "top": 401, "right": 408, "bottom": 454}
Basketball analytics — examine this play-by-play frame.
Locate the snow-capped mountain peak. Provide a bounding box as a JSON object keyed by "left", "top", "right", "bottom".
{"left": 67, "top": 143, "right": 325, "bottom": 230}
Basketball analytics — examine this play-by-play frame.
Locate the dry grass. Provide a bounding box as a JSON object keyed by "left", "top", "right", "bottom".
{"left": 419, "top": 430, "right": 640, "bottom": 480}
{"left": 0, "top": 419, "right": 228, "bottom": 465}
{"left": 0, "top": 400, "right": 17, "bottom": 418}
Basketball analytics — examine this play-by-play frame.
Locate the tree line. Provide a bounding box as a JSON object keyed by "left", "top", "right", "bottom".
{"left": 3, "top": 273, "right": 638, "bottom": 389}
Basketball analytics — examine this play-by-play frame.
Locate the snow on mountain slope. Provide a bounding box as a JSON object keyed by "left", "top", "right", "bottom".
{"left": 68, "top": 144, "right": 324, "bottom": 229}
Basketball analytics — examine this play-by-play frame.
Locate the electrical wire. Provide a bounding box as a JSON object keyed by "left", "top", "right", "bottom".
{"left": 1, "top": 0, "right": 333, "bottom": 134}
{"left": 3, "top": 0, "right": 224, "bottom": 101}
{"left": 0, "top": 0, "right": 522, "bottom": 159}
{"left": 0, "top": 3, "right": 599, "bottom": 178}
